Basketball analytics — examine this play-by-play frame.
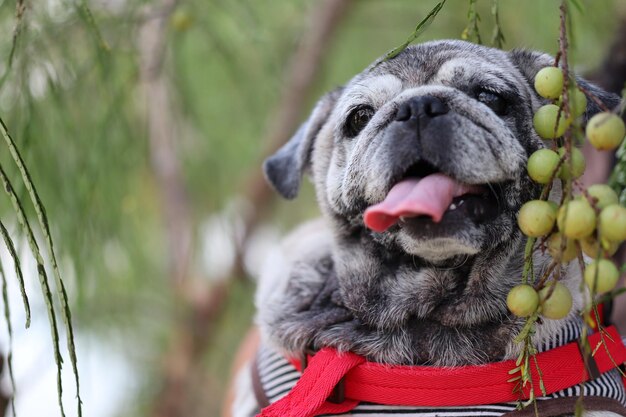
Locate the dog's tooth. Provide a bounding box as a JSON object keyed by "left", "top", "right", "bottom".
{"left": 449, "top": 203, "right": 457, "bottom": 211}
{"left": 457, "top": 199, "right": 465, "bottom": 206}
{"left": 400, "top": 216, "right": 406, "bottom": 222}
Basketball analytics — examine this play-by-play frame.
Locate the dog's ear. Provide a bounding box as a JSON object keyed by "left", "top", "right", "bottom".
{"left": 508, "top": 49, "right": 622, "bottom": 120}
{"left": 263, "top": 88, "right": 342, "bottom": 199}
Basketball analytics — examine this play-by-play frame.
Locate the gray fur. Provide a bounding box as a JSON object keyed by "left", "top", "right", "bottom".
{"left": 257, "top": 40, "right": 620, "bottom": 368}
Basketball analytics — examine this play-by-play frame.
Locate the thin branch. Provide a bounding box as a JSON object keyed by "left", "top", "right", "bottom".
{"left": 0, "top": 164, "right": 65, "bottom": 417}
{"left": 0, "top": 354, "right": 10, "bottom": 417}
{"left": 0, "top": 221, "right": 30, "bottom": 328}
{"left": 75, "top": 0, "right": 110, "bottom": 52}
{"left": 0, "top": 257, "right": 16, "bottom": 417}
{"left": 0, "top": 117, "right": 82, "bottom": 416}
{"left": 559, "top": 1, "right": 572, "bottom": 139}
{"left": 7, "top": 0, "right": 26, "bottom": 69}
{"left": 150, "top": 281, "right": 232, "bottom": 417}
{"left": 461, "top": 0, "right": 482, "bottom": 44}
{"left": 382, "top": 1, "right": 447, "bottom": 61}
{"left": 490, "top": 0, "right": 505, "bottom": 48}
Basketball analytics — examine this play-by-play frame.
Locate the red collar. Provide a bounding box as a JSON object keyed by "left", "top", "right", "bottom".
{"left": 256, "top": 325, "right": 626, "bottom": 417}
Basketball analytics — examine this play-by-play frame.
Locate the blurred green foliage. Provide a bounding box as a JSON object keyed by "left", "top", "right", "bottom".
{"left": 0, "top": 0, "right": 623, "bottom": 416}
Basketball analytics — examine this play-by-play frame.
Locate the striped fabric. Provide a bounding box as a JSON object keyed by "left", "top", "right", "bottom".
{"left": 254, "top": 321, "right": 626, "bottom": 416}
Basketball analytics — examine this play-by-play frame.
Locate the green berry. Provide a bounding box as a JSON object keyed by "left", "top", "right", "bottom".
{"left": 569, "top": 88, "right": 587, "bottom": 118}
{"left": 580, "top": 236, "right": 619, "bottom": 258}
{"left": 598, "top": 204, "right": 626, "bottom": 242}
{"left": 539, "top": 282, "right": 573, "bottom": 320}
{"left": 547, "top": 201, "right": 559, "bottom": 212}
{"left": 557, "top": 147, "right": 585, "bottom": 179}
{"left": 534, "top": 67, "right": 564, "bottom": 100}
{"left": 527, "top": 149, "right": 560, "bottom": 184}
{"left": 533, "top": 104, "right": 570, "bottom": 139}
{"left": 584, "top": 259, "right": 619, "bottom": 294}
{"left": 171, "top": 9, "right": 194, "bottom": 32}
{"left": 557, "top": 88, "right": 587, "bottom": 118}
{"left": 586, "top": 112, "right": 626, "bottom": 151}
{"left": 547, "top": 232, "right": 578, "bottom": 262}
{"left": 586, "top": 184, "right": 619, "bottom": 210}
{"left": 518, "top": 200, "right": 557, "bottom": 237}
{"left": 557, "top": 200, "right": 596, "bottom": 239}
{"left": 507, "top": 284, "right": 539, "bottom": 317}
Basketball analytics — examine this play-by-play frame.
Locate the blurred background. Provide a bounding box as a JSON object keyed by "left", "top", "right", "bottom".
{"left": 0, "top": 0, "right": 623, "bottom": 416}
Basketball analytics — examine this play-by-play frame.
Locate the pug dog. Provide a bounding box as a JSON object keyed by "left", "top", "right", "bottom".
{"left": 231, "top": 40, "right": 625, "bottom": 417}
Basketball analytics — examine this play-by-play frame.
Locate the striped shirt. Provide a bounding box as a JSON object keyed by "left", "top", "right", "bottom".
{"left": 254, "top": 322, "right": 626, "bottom": 416}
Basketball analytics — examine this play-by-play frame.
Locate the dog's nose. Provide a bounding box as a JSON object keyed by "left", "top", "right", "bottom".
{"left": 395, "top": 96, "right": 449, "bottom": 121}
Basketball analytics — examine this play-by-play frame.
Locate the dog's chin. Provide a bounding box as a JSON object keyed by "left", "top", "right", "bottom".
{"left": 394, "top": 192, "right": 503, "bottom": 263}
{"left": 398, "top": 235, "right": 480, "bottom": 263}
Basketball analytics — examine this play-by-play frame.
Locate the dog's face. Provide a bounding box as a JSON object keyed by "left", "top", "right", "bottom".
{"left": 263, "top": 40, "right": 617, "bottom": 340}
{"left": 314, "top": 42, "right": 544, "bottom": 263}
{"left": 266, "top": 41, "right": 556, "bottom": 260}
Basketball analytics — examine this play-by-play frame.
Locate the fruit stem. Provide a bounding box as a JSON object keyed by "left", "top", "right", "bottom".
{"left": 534, "top": 260, "right": 558, "bottom": 290}
{"left": 521, "top": 237, "right": 536, "bottom": 284}
{"left": 538, "top": 165, "right": 561, "bottom": 201}
{"left": 576, "top": 83, "right": 613, "bottom": 113}
{"left": 558, "top": 1, "right": 571, "bottom": 127}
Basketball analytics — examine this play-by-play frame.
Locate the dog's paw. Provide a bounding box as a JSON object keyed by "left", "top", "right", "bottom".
{"left": 257, "top": 244, "right": 360, "bottom": 354}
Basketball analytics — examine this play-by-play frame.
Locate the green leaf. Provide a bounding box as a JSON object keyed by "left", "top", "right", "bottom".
{"left": 381, "top": 0, "right": 447, "bottom": 62}
{"left": 0, "top": 163, "right": 66, "bottom": 417}
{"left": 490, "top": 0, "right": 506, "bottom": 48}
{"left": 522, "top": 237, "right": 536, "bottom": 284}
{"left": 522, "top": 395, "right": 535, "bottom": 408}
{"left": 7, "top": 0, "right": 26, "bottom": 71}
{"left": 575, "top": 396, "right": 585, "bottom": 417}
{"left": 462, "top": 0, "right": 482, "bottom": 44}
{"left": 75, "top": 0, "right": 110, "bottom": 52}
{"left": 568, "top": 0, "right": 584, "bottom": 14}
{"left": 0, "top": 117, "right": 83, "bottom": 416}
{"left": 0, "top": 221, "right": 30, "bottom": 327}
{"left": 508, "top": 365, "right": 522, "bottom": 375}
{"left": 514, "top": 315, "right": 538, "bottom": 343}
{"left": 0, "top": 258, "right": 17, "bottom": 417}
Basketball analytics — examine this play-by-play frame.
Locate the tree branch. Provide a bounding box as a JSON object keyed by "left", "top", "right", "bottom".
{"left": 143, "top": 2, "right": 353, "bottom": 416}
{"left": 138, "top": 0, "right": 192, "bottom": 285}
{"left": 233, "top": 0, "right": 353, "bottom": 277}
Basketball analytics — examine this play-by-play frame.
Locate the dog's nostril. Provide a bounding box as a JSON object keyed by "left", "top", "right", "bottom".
{"left": 397, "top": 95, "right": 449, "bottom": 121}
{"left": 395, "top": 103, "right": 411, "bottom": 121}
{"left": 422, "top": 96, "right": 448, "bottom": 117}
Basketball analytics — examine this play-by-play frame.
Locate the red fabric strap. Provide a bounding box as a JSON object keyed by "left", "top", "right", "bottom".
{"left": 256, "top": 325, "right": 626, "bottom": 417}
{"left": 256, "top": 348, "right": 364, "bottom": 417}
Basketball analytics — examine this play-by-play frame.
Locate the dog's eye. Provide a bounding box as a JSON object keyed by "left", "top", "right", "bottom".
{"left": 345, "top": 106, "right": 375, "bottom": 138}
{"left": 477, "top": 90, "right": 507, "bottom": 115}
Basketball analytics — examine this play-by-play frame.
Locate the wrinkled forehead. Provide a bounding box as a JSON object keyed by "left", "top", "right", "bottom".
{"left": 342, "top": 41, "right": 526, "bottom": 105}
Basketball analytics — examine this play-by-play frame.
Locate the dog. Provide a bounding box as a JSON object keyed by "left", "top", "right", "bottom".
{"left": 230, "top": 40, "right": 626, "bottom": 417}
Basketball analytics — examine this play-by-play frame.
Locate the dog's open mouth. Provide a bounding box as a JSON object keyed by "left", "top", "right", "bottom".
{"left": 364, "top": 161, "right": 500, "bottom": 232}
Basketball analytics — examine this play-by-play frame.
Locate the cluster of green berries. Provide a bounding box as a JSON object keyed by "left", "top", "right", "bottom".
{"left": 507, "top": 66, "right": 626, "bottom": 321}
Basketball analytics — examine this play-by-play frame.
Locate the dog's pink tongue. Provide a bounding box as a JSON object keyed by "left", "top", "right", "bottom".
{"left": 364, "top": 173, "right": 481, "bottom": 232}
